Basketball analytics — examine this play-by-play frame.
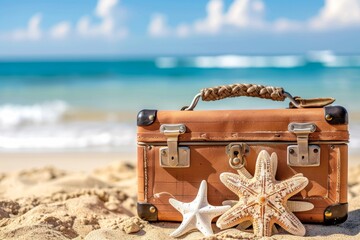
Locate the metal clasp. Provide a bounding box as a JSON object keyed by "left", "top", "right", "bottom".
{"left": 159, "top": 124, "right": 190, "bottom": 168}
{"left": 226, "top": 143, "right": 250, "bottom": 169}
{"left": 288, "top": 122, "right": 320, "bottom": 167}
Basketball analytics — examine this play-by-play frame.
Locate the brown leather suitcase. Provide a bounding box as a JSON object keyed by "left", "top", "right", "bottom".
{"left": 136, "top": 83, "right": 349, "bottom": 225}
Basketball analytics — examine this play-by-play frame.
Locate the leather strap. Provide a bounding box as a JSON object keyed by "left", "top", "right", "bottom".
{"left": 289, "top": 97, "right": 335, "bottom": 108}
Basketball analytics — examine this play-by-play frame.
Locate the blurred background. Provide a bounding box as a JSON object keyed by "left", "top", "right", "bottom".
{"left": 0, "top": 0, "right": 360, "bottom": 170}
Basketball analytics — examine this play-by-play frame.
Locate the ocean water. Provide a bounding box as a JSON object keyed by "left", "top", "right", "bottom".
{"left": 0, "top": 51, "right": 359, "bottom": 153}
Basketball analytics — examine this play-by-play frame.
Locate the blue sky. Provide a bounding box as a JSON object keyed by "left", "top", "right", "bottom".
{"left": 0, "top": 0, "right": 360, "bottom": 57}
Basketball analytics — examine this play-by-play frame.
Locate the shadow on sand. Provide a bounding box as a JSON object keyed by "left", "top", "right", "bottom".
{"left": 304, "top": 209, "right": 360, "bottom": 237}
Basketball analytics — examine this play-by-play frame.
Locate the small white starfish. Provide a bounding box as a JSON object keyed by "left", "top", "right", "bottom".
{"left": 169, "top": 180, "right": 230, "bottom": 237}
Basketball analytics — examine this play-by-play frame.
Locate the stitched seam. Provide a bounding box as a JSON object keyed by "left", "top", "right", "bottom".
{"left": 143, "top": 146, "right": 148, "bottom": 202}
{"left": 336, "top": 147, "right": 341, "bottom": 202}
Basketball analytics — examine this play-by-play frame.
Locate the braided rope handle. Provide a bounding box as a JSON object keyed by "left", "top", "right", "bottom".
{"left": 201, "top": 83, "right": 286, "bottom": 102}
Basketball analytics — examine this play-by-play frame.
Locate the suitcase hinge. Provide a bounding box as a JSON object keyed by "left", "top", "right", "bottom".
{"left": 159, "top": 124, "right": 190, "bottom": 168}
{"left": 288, "top": 123, "right": 320, "bottom": 167}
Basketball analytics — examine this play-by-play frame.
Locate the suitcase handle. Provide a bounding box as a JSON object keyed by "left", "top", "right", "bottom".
{"left": 182, "top": 83, "right": 300, "bottom": 110}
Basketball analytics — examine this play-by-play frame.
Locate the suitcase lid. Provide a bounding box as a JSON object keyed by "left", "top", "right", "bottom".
{"left": 137, "top": 107, "right": 349, "bottom": 143}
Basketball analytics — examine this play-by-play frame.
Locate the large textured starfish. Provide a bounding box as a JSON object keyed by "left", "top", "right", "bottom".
{"left": 169, "top": 180, "right": 230, "bottom": 237}
{"left": 216, "top": 150, "right": 308, "bottom": 237}
{"left": 222, "top": 152, "right": 313, "bottom": 232}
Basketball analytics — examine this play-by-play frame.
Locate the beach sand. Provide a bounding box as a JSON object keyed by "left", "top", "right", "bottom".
{"left": 0, "top": 153, "right": 359, "bottom": 240}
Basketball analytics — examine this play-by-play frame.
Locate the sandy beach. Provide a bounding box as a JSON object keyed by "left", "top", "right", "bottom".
{"left": 0, "top": 153, "right": 358, "bottom": 240}
{"left": 1, "top": 0, "right": 360, "bottom": 238}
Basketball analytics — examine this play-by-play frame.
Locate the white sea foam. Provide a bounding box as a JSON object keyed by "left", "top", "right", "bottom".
{"left": 0, "top": 121, "right": 136, "bottom": 151}
{"left": 292, "top": 50, "right": 360, "bottom": 68}
{"left": 190, "top": 55, "right": 305, "bottom": 68}
{"left": 0, "top": 101, "right": 136, "bottom": 151}
{"left": 349, "top": 123, "right": 360, "bottom": 154}
{"left": 0, "top": 101, "right": 68, "bottom": 128}
{"left": 155, "top": 54, "right": 306, "bottom": 69}
{"left": 155, "top": 57, "right": 177, "bottom": 68}
{"left": 155, "top": 53, "right": 360, "bottom": 69}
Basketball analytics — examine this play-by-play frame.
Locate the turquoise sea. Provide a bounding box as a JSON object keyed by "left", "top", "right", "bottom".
{"left": 0, "top": 51, "right": 359, "bottom": 153}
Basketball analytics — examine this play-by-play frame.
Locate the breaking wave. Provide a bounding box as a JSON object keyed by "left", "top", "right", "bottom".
{"left": 0, "top": 101, "right": 68, "bottom": 128}
{"left": 0, "top": 101, "right": 136, "bottom": 151}
{"left": 155, "top": 51, "right": 360, "bottom": 69}
{"left": 0, "top": 122, "right": 135, "bottom": 151}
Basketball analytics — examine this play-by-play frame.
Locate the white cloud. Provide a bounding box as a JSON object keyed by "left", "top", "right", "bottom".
{"left": 6, "top": 14, "right": 43, "bottom": 41}
{"left": 149, "top": 0, "right": 360, "bottom": 38}
{"left": 50, "top": 21, "right": 71, "bottom": 39}
{"left": 309, "top": 0, "right": 360, "bottom": 30}
{"left": 193, "top": 0, "right": 224, "bottom": 34}
{"left": 77, "top": 17, "right": 91, "bottom": 35}
{"left": 76, "top": 0, "right": 127, "bottom": 40}
{"left": 275, "top": 0, "right": 360, "bottom": 32}
{"left": 273, "top": 18, "right": 302, "bottom": 32}
{"left": 0, "top": 0, "right": 128, "bottom": 42}
{"left": 96, "top": 0, "right": 117, "bottom": 18}
{"left": 225, "top": 0, "right": 264, "bottom": 28}
{"left": 175, "top": 24, "right": 191, "bottom": 38}
{"left": 148, "top": 14, "right": 170, "bottom": 37}
{"left": 149, "top": 0, "right": 267, "bottom": 38}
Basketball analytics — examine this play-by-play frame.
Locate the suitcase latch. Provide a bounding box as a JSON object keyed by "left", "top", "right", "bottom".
{"left": 226, "top": 143, "right": 250, "bottom": 169}
{"left": 288, "top": 123, "right": 320, "bottom": 167}
{"left": 159, "top": 124, "right": 190, "bottom": 168}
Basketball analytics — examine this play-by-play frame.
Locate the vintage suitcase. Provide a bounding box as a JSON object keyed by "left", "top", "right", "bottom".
{"left": 136, "top": 83, "right": 349, "bottom": 225}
